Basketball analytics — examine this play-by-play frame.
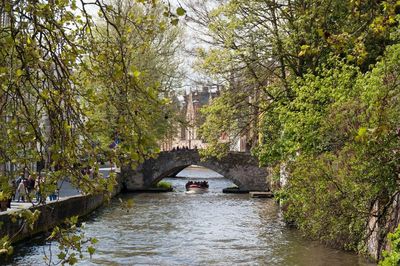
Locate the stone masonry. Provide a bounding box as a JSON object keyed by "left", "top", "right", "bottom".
{"left": 121, "top": 150, "right": 269, "bottom": 191}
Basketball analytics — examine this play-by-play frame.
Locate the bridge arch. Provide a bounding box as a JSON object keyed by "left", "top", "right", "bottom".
{"left": 121, "top": 150, "right": 269, "bottom": 191}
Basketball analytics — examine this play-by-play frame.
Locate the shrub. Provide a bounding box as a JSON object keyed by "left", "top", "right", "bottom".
{"left": 156, "top": 181, "right": 172, "bottom": 190}
{"left": 379, "top": 225, "right": 400, "bottom": 266}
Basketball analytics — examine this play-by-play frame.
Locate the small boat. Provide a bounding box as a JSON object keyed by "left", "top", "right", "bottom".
{"left": 185, "top": 181, "right": 209, "bottom": 194}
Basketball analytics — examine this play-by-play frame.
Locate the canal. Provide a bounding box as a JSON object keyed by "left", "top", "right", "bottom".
{"left": 5, "top": 166, "right": 374, "bottom": 265}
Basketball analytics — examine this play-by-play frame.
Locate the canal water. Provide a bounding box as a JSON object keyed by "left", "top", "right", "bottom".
{"left": 5, "top": 166, "right": 374, "bottom": 265}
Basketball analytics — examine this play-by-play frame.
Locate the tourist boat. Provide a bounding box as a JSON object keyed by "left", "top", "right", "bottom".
{"left": 185, "top": 181, "right": 209, "bottom": 194}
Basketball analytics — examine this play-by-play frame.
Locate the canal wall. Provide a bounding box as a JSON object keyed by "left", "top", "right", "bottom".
{"left": 0, "top": 178, "right": 123, "bottom": 245}
{"left": 0, "top": 194, "right": 106, "bottom": 243}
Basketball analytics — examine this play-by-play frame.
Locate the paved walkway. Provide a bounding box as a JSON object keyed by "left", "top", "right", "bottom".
{"left": 2, "top": 167, "right": 112, "bottom": 214}
{"left": 3, "top": 180, "right": 81, "bottom": 213}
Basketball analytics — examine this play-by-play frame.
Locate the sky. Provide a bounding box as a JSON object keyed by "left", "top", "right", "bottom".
{"left": 82, "top": 0, "right": 217, "bottom": 93}
{"left": 173, "top": 0, "right": 219, "bottom": 91}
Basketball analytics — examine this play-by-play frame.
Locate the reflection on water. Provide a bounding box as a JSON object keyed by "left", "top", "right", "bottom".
{"left": 5, "top": 167, "right": 375, "bottom": 266}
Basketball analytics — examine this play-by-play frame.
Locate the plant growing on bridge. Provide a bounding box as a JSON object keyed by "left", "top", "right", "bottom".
{"left": 156, "top": 181, "right": 173, "bottom": 190}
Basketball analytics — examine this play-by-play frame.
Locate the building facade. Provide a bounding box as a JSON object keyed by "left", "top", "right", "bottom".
{"left": 171, "top": 85, "right": 220, "bottom": 149}
{"left": 163, "top": 84, "right": 248, "bottom": 152}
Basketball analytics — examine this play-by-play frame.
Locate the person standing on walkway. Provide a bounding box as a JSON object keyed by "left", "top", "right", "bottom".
{"left": 35, "top": 175, "right": 47, "bottom": 203}
{"left": 16, "top": 172, "right": 24, "bottom": 187}
{"left": 26, "top": 175, "right": 35, "bottom": 194}
{"left": 9, "top": 179, "right": 16, "bottom": 201}
{"left": 16, "top": 180, "right": 27, "bottom": 202}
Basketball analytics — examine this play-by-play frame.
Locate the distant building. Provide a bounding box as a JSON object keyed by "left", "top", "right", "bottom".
{"left": 161, "top": 83, "right": 250, "bottom": 152}
{"left": 172, "top": 85, "right": 221, "bottom": 149}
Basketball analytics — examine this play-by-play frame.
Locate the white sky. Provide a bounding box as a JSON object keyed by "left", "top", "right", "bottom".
{"left": 82, "top": 0, "right": 217, "bottom": 92}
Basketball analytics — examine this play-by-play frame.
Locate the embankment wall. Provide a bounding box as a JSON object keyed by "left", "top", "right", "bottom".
{"left": 0, "top": 181, "right": 122, "bottom": 244}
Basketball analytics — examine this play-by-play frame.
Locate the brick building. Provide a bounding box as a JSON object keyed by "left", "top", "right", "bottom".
{"left": 161, "top": 83, "right": 250, "bottom": 152}
{"left": 172, "top": 85, "right": 221, "bottom": 149}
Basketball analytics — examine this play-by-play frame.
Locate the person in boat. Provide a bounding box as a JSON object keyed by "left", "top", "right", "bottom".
{"left": 185, "top": 181, "right": 193, "bottom": 190}
{"left": 185, "top": 180, "right": 209, "bottom": 190}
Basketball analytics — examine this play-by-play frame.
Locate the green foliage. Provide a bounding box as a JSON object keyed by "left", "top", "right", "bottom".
{"left": 82, "top": 0, "right": 183, "bottom": 169}
{"left": 176, "top": 7, "right": 186, "bottom": 16}
{"left": 0, "top": 236, "right": 13, "bottom": 256}
{"left": 379, "top": 225, "right": 400, "bottom": 266}
{"left": 270, "top": 44, "right": 400, "bottom": 251}
{"left": 199, "top": 91, "right": 251, "bottom": 158}
{"left": 0, "top": 0, "right": 183, "bottom": 262}
{"left": 46, "top": 216, "right": 97, "bottom": 265}
{"left": 0, "top": 209, "right": 42, "bottom": 257}
{"left": 0, "top": 191, "right": 9, "bottom": 201}
{"left": 118, "top": 198, "right": 134, "bottom": 212}
{"left": 280, "top": 152, "right": 372, "bottom": 249}
{"left": 156, "top": 181, "right": 172, "bottom": 190}
{"left": 196, "top": 0, "right": 400, "bottom": 157}
{"left": 258, "top": 59, "right": 362, "bottom": 162}
{"left": 0, "top": 0, "right": 183, "bottom": 194}
{"left": 194, "top": 0, "right": 400, "bottom": 256}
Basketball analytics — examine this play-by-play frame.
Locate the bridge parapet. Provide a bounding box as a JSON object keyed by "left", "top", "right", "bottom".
{"left": 121, "top": 150, "right": 269, "bottom": 191}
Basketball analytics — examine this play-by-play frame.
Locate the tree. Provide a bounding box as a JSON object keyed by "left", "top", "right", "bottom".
{"left": 191, "top": 0, "right": 400, "bottom": 257}
{"left": 190, "top": 0, "right": 400, "bottom": 157}
{"left": 82, "top": 0, "right": 184, "bottom": 169}
{"left": 0, "top": 0, "right": 185, "bottom": 261}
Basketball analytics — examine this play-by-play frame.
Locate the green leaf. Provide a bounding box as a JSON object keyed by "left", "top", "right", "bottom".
{"left": 58, "top": 252, "right": 66, "bottom": 260}
{"left": 355, "top": 127, "right": 367, "bottom": 141}
{"left": 171, "top": 18, "right": 179, "bottom": 26}
{"left": 176, "top": 7, "right": 186, "bottom": 16}
{"left": 16, "top": 69, "right": 23, "bottom": 77}
{"left": 87, "top": 246, "right": 96, "bottom": 256}
{"left": 357, "top": 127, "right": 367, "bottom": 137}
{"left": 133, "top": 70, "right": 141, "bottom": 78}
{"left": 69, "top": 256, "right": 78, "bottom": 265}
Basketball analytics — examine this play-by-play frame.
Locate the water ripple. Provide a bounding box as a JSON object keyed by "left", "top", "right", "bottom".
{"left": 6, "top": 177, "right": 374, "bottom": 266}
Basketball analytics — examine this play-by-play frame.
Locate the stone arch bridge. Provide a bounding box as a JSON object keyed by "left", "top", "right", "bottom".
{"left": 121, "top": 150, "right": 269, "bottom": 191}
